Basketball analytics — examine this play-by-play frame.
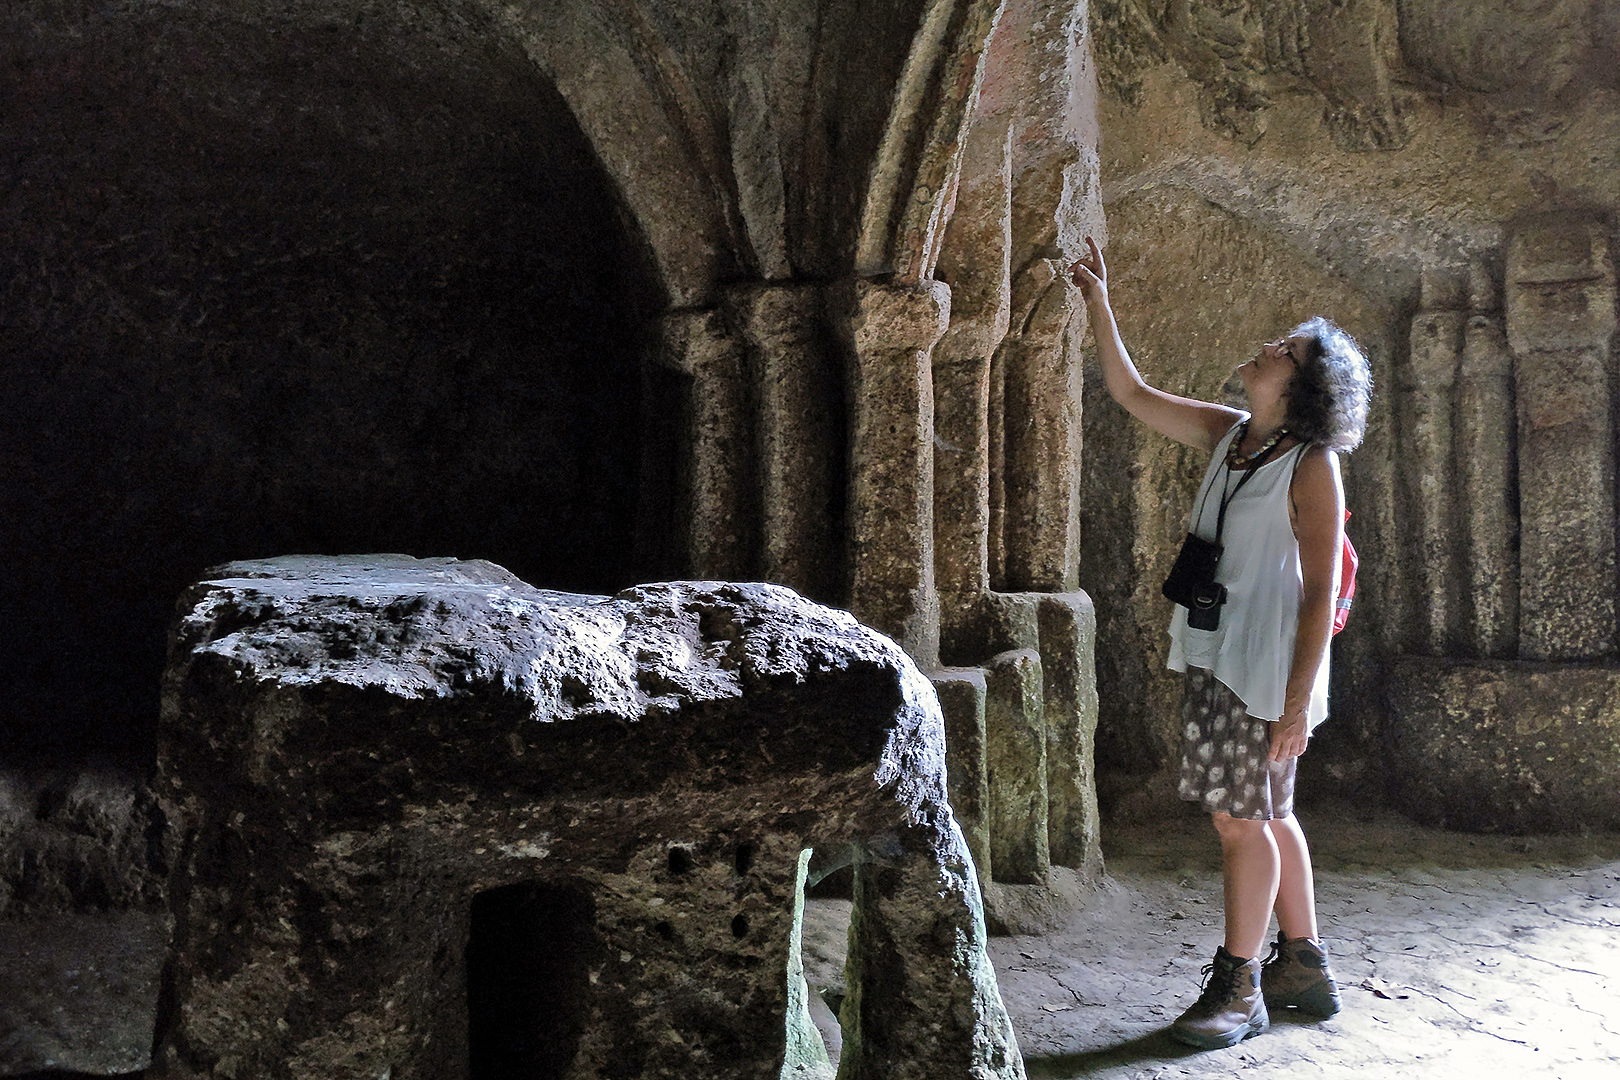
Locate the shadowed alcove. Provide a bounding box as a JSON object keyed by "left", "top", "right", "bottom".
{"left": 467, "top": 879, "right": 597, "bottom": 1080}
{"left": 0, "top": 1, "right": 667, "bottom": 771}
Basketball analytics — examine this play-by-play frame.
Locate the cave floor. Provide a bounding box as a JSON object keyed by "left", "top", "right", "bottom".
{"left": 809, "top": 802, "right": 1620, "bottom": 1080}
{"left": 3, "top": 804, "right": 1618, "bottom": 1079}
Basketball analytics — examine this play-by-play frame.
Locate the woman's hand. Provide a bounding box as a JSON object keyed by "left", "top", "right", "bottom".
{"left": 1069, "top": 233, "right": 1241, "bottom": 451}
{"left": 1069, "top": 236, "right": 1108, "bottom": 307}
{"left": 1269, "top": 708, "right": 1310, "bottom": 762}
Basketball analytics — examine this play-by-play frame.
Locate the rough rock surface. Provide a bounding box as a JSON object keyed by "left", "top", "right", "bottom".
{"left": 0, "top": 910, "right": 169, "bottom": 1076}
{"left": 153, "top": 555, "right": 1022, "bottom": 1080}
{"left": 1388, "top": 657, "right": 1620, "bottom": 833}
{"left": 1081, "top": 0, "right": 1620, "bottom": 819}
{"left": 0, "top": 769, "right": 166, "bottom": 921}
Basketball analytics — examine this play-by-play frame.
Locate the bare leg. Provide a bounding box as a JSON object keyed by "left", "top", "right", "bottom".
{"left": 1269, "top": 813, "right": 1320, "bottom": 940}
{"left": 1211, "top": 812, "right": 1279, "bottom": 960}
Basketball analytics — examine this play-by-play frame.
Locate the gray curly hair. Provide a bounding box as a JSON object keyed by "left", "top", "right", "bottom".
{"left": 1284, "top": 317, "right": 1372, "bottom": 452}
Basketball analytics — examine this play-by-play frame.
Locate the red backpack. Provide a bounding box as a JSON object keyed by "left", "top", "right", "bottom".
{"left": 1334, "top": 510, "right": 1357, "bottom": 635}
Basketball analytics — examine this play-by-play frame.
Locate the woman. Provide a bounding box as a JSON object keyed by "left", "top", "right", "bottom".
{"left": 1070, "top": 237, "right": 1371, "bottom": 1050}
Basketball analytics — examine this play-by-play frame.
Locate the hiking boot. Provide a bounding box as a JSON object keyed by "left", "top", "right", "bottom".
{"left": 1262, "top": 932, "right": 1342, "bottom": 1017}
{"left": 1170, "top": 946, "right": 1268, "bottom": 1049}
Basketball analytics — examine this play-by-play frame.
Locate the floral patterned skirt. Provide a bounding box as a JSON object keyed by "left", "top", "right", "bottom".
{"left": 1177, "top": 666, "right": 1296, "bottom": 821}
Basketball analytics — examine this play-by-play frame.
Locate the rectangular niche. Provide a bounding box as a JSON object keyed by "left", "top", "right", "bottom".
{"left": 467, "top": 880, "right": 597, "bottom": 1080}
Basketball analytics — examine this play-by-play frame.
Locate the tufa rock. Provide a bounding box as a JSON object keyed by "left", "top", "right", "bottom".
{"left": 153, "top": 555, "right": 1023, "bottom": 1080}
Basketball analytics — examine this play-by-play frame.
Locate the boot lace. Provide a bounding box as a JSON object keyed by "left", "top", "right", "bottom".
{"left": 1260, "top": 936, "right": 1283, "bottom": 976}
{"left": 1192, "top": 955, "right": 1241, "bottom": 1009}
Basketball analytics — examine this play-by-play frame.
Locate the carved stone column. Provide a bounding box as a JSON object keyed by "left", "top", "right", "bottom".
{"left": 1401, "top": 276, "right": 1463, "bottom": 655}
{"left": 934, "top": 122, "right": 1012, "bottom": 658}
{"left": 837, "top": 278, "right": 952, "bottom": 667}
{"left": 652, "top": 309, "right": 752, "bottom": 580}
{"left": 1001, "top": 261, "right": 1082, "bottom": 593}
{"left": 1456, "top": 260, "right": 1519, "bottom": 658}
{"left": 1506, "top": 215, "right": 1618, "bottom": 660}
{"left": 725, "top": 283, "right": 841, "bottom": 601}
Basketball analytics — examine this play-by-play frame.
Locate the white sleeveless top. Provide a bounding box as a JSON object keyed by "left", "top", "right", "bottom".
{"left": 1167, "top": 420, "right": 1330, "bottom": 731}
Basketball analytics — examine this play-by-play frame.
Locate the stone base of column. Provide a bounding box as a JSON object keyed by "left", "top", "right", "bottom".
{"left": 1389, "top": 655, "right": 1620, "bottom": 832}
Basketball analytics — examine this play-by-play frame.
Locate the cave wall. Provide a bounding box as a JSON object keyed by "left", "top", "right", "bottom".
{"left": 5, "top": 0, "right": 1113, "bottom": 936}
{"left": 2, "top": 0, "right": 665, "bottom": 768}
{"left": 1081, "top": 0, "right": 1620, "bottom": 826}
{"left": 2, "top": 11, "right": 1118, "bottom": 1073}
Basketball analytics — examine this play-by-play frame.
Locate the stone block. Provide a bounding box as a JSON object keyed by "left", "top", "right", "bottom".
{"left": 1507, "top": 214, "right": 1617, "bottom": 661}
{"left": 945, "top": 590, "right": 1041, "bottom": 667}
{"left": 1505, "top": 216, "right": 1617, "bottom": 353}
{"left": 1514, "top": 349, "right": 1616, "bottom": 659}
{"left": 1389, "top": 655, "right": 1620, "bottom": 832}
{"left": 1512, "top": 342, "right": 1614, "bottom": 660}
{"left": 1037, "top": 593, "right": 1103, "bottom": 878}
{"left": 983, "top": 648, "right": 1049, "bottom": 885}
{"left": 932, "top": 668, "right": 992, "bottom": 892}
{"left": 152, "top": 557, "right": 1022, "bottom": 1080}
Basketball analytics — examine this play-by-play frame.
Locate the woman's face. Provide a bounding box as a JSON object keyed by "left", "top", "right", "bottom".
{"left": 1238, "top": 334, "right": 1307, "bottom": 405}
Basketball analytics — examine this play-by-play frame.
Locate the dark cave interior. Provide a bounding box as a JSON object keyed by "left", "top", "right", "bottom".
{"left": 1, "top": 5, "right": 668, "bottom": 770}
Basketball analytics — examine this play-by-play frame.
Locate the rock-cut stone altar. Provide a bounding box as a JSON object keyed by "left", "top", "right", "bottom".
{"left": 152, "top": 556, "right": 1022, "bottom": 1080}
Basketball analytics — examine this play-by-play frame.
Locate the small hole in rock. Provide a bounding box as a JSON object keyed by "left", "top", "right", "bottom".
{"left": 731, "top": 913, "right": 749, "bottom": 938}
{"left": 667, "top": 846, "right": 693, "bottom": 875}
{"left": 734, "top": 843, "right": 754, "bottom": 875}
{"left": 654, "top": 920, "right": 675, "bottom": 940}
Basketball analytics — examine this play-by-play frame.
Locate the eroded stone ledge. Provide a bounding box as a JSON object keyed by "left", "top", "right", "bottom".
{"left": 154, "top": 555, "right": 1023, "bottom": 1080}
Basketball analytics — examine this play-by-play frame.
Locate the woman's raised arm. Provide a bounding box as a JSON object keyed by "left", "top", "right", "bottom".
{"left": 1071, "top": 237, "right": 1242, "bottom": 453}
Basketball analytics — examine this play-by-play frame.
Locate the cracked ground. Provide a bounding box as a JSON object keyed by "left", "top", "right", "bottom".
{"left": 987, "top": 803, "right": 1620, "bottom": 1080}
{"left": 799, "top": 802, "right": 1620, "bottom": 1080}
{"left": 3, "top": 803, "right": 1617, "bottom": 1078}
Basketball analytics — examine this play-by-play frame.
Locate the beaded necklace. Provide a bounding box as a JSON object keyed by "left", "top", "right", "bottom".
{"left": 1227, "top": 420, "right": 1289, "bottom": 469}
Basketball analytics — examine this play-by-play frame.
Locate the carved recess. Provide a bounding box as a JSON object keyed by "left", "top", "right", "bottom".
{"left": 1389, "top": 214, "right": 1620, "bottom": 831}
{"left": 1394, "top": 214, "right": 1617, "bottom": 662}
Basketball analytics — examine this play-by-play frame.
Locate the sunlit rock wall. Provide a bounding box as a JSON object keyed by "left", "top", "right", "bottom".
{"left": 1082, "top": 0, "right": 1620, "bottom": 828}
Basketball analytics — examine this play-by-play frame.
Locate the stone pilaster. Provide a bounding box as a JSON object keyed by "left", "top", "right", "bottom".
{"left": 934, "top": 121, "right": 1012, "bottom": 658}
{"left": 932, "top": 668, "right": 992, "bottom": 893}
{"left": 1401, "top": 295, "right": 1463, "bottom": 655}
{"left": 1456, "top": 272, "right": 1519, "bottom": 658}
{"left": 837, "top": 278, "right": 951, "bottom": 667}
{"left": 987, "top": 344, "right": 1008, "bottom": 591}
{"left": 1506, "top": 215, "right": 1618, "bottom": 660}
{"left": 652, "top": 308, "right": 752, "bottom": 580}
{"left": 983, "top": 648, "right": 1049, "bottom": 884}
{"left": 1037, "top": 593, "right": 1102, "bottom": 877}
{"left": 725, "top": 283, "right": 841, "bottom": 601}
{"left": 1001, "top": 261, "right": 1083, "bottom": 592}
